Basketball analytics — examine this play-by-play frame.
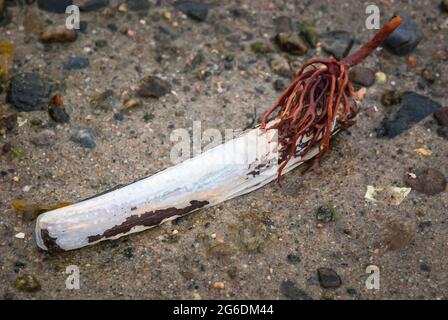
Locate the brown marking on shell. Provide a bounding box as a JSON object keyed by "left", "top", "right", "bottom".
{"left": 40, "top": 229, "right": 63, "bottom": 253}
{"left": 87, "top": 200, "right": 210, "bottom": 243}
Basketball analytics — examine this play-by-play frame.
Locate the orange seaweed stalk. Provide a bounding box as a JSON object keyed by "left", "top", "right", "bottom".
{"left": 262, "top": 16, "right": 402, "bottom": 183}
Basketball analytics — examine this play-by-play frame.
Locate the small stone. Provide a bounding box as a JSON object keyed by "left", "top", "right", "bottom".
{"left": 0, "top": 112, "right": 17, "bottom": 132}
{"left": 321, "top": 291, "right": 335, "bottom": 300}
{"left": 287, "top": 254, "right": 301, "bottom": 264}
{"left": 443, "top": 0, "right": 448, "bottom": 12}
{"left": 300, "top": 23, "right": 318, "bottom": 48}
{"left": 113, "top": 112, "right": 124, "bottom": 121}
{"left": 275, "top": 32, "right": 308, "bottom": 56}
{"left": 137, "top": 76, "right": 172, "bottom": 98}
{"left": 437, "top": 127, "right": 448, "bottom": 140}
{"left": 127, "top": 0, "right": 150, "bottom": 11}
{"left": 8, "top": 73, "right": 54, "bottom": 112}
{"left": 346, "top": 288, "right": 357, "bottom": 296}
{"left": 71, "top": 128, "right": 97, "bottom": 149}
{"left": 280, "top": 280, "right": 312, "bottom": 300}
{"left": 317, "top": 268, "right": 342, "bottom": 289}
{"left": 30, "top": 129, "right": 56, "bottom": 146}
{"left": 174, "top": 1, "right": 208, "bottom": 22}
{"left": 213, "top": 282, "right": 225, "bottom": 289}
{"left": 381, "top": 90, "right": 402, "bottom": 107}
{"left": 37, "top": 0, "right": 73, "bottom": 14}
{"left": 420, "top": 263, "right": 431, "bottom": 272}
{"left": 320, "top": 31, "right": 354, "bottom": 60}
{"left": 91, "top": 90, "right": 119, "bottom": 111}
{"left": 383, "top": 12, "right": 422, "bottom": 56}
{"left": 48, "top": 104, "right": 70, "bottom": 123}
{"left": 79, "top": 21, "right": 89, "bottom": 33}
{"left": 375, "top": 71, "right": 387, "bottom": 84}
{"left": 63, "top": 57, "right": 90, "bottom": 70}
{"left": 378, "top": 92, "right": 441, "bottom": 138}
{"left": 15, "top": 275, "right": 41, "bottom": 292}
{"left": 95, "top": 39, "right": 108, "bottom": 49}
{"left": 434, "top": 107, "right": 448, "bottom": 127}
{"left": 270, "top": 54, "right": 291, "bottom": 78}
{"left": 273, "top": 79, "right": 286, "bottom": 92}
{"left": 349, "top": 67, "right": 375, "bottom": 87}
{"left": 250, "top": 42, "right": 272, "bottom": 54}
{"left": 40, "top": 25, "right": 78, "bottom": 43}
{"left": 123, "top": 247, "right": 133, "bottom": 259}
{"left": 316, "top": 206, "right": 336, "bottom": 223}
{"left": 0, "top": 0, "right": 10, "bottom": 27}
{"left": 404, "top": 168, "right": 446, "bottom": 196}
{"left": 79, "top": 0, "right": 110, "bottom": 12}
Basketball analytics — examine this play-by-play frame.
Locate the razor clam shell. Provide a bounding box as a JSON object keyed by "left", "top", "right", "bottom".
{"left": 35, "top": 123, "right": 333, "bottom": 252}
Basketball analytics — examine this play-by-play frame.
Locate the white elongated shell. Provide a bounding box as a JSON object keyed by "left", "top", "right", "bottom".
{"left": 36, "top": 122, "right": 331, "bottom": 251}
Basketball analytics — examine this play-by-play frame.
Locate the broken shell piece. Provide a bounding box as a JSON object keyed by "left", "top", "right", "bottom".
{"left": 364, "top": 185, "right": 411, "bottom": 206}
{"left": 15, "top": 232, "right": 25, "bottom": 239}
{"left": 414, "top": 147, "right": 432, "bottom": 157}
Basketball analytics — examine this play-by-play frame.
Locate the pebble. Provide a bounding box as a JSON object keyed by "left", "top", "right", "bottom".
{"left": 383, "top": 12, "right": 422, "bottom": 56}
{"left": 174, "top": 0, "right": 209, "bottom": 22}
{"left": 213, "top": 282, "right": 225, "bottom": 289}
{"left": 113, "top": 112, "right": 124, "bottom": 121}
{"left": 37, "top": 0, "right": 73, "bottom": 14}
{"left": 286, "top": 254, "right": 301, "bottom": 264}
{"left": 8, "top": 73, "right": 54, "bottom": 112}
{"left": 273, "top": 79, "right": 286, "bottom": 92}
{"left": 381, "top": 89, "right": 402, "bottom": 107}
{"left": 434, "top": 107, "right": 448, "bottom": 127}
{"left": 316, "top": 206, "right": 336, "bottom": 223}
{"left": 348, "top": 66, "right": 375, "bottom": 87}
{"left": 15, "top": 274, "right": 41, "bottom": 292}
{"left": 443, "top": 0, "right": 448, "bottom": 12}
{"left": 40, "top": 25, "right": 78, "bottom": 44}
{"left": 300, "top": 23, "right": 318, "bottom": 48}
{"left": 71, "top": 128, "right": 97, "bottom": 149}
{"left": 91, "top": 90, "right": 119, "bottom": 111}
{"left": 49, "top": 104, "right": 70, "bottom": 123}
{"left": 63, "top": 57, "right": 90, "bottom": 70}
{"left": 437, "top": 127, "right": 448, "bottom": 140}
{"left": 137, "top": 76, "right": 172, "bottom": 98}
{"left": 404, "top": 168, "right": 447, "bottom": 196}
{"left": 280, "top": 280, "right": 312, "bottom": 300}
{"left": 317, "top": 268, "right": 342, "bottom": 289}
{"left": 375, "top": 71, "right": 387, "bottom": 84}
{"left": 320, "top": 31, "right": 354, "bottom": 60}
{"left": 0, "top": 0, "right": 10, "bottom": 27}
{"left": 378, "top": 92, "right": 441, "bottom": 138}
{"left": 250, "top": 42, "right": 272, "bottom": 54}
{"left": 275, "top": 32, "right": 308, "bottom": 56}
{"left": 79, "top": 0, "right": 110, "bottom": 12}
{"left": 420, "top": 263, "right": 431, "bottom": 272}
{"left": 270, "top": 54, "right": 291, "bottom": 78}
{"left": 30, "top": 129, "right": 56, "bottom": 146}
{"left": 0, "top": 112, "right": 17, "bottom": 132}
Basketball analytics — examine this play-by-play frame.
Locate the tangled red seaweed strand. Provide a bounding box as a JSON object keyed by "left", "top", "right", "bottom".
{"left": 262, "top": 16, "right": 403, "bottom": 183}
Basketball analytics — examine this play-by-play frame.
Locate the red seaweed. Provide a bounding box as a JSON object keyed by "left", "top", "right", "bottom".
{"left": 262, "top": 16, "right": 403, "bottom": 183}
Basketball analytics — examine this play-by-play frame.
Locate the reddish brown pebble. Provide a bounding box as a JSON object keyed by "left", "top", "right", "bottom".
{"left": 434, "top": 107, "right": 448, "bottom": 127}
{"left": 404, "top": 168, "right": 447, "bottom": 195}
{"left": 40, "top": 26, "right": 78, "bottom": 43}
